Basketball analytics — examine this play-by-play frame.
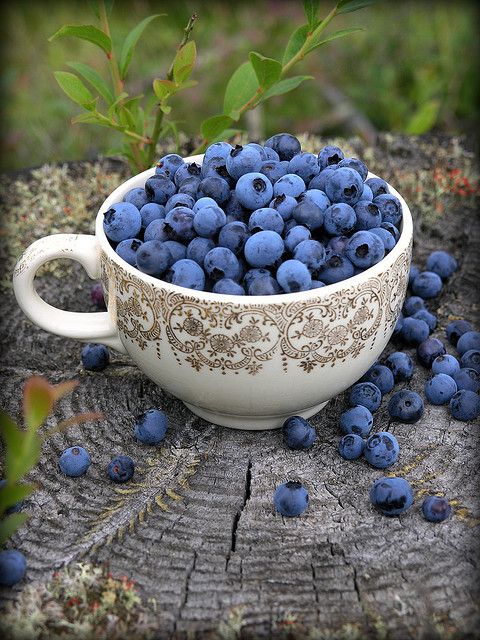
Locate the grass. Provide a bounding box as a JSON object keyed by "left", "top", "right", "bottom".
{"left": 0, "top": 0, "right": 478, "bottom": 171}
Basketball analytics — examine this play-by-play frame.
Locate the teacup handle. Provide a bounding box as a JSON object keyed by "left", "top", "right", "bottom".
{"left": 12, "top": 234, "right": 127, "bottom": 354}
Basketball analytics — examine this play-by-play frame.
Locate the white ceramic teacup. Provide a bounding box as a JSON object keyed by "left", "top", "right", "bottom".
{"left": 13, "top": 155, "right": 412, "bottom": 430}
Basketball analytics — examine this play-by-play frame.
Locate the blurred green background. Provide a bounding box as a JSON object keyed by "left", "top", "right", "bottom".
{"left": 1, "top": 0, "right": 478, "bottom": 172}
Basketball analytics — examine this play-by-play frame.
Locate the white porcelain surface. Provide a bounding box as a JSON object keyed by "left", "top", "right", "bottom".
{"left": 13, "top": 155, "right": 412, "bottom": 430}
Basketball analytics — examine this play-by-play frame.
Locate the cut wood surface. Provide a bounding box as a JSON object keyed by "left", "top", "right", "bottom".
{"left": 0, "top": 134, "right": 479, "bottom": 639}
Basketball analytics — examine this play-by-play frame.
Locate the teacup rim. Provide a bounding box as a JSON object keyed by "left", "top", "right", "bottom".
{"left": 96, "top": 154, "right": 413, "bottom": 304}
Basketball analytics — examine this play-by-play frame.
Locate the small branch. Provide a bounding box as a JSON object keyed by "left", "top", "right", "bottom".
{"left": 167, "top": 13, "right": 198, "bottom": 82}
{"left": 98, "top": 1, "right": 124, "bottom": 96}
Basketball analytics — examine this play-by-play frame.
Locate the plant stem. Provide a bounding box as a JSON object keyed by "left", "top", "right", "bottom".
{"left": 98, "top": 0, "right": 124, "bottom": 96}
{"left": 146, "top": 14, "right": 198, "bottom": 167}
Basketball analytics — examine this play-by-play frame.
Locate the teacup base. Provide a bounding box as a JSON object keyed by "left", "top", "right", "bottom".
{"left": 182, "top": 400, "right": 329, "bottom": 431}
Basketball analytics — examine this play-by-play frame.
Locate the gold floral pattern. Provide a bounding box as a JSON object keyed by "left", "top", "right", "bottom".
{"left": 100, "top": 238, "right": 411, "bottom": 375}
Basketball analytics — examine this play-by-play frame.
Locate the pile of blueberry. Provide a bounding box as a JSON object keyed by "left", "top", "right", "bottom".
{"left": 103, "top": 134, "right": 403, "bottom": 295}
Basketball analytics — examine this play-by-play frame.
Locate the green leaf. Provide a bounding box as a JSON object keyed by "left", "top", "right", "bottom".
{"left": 406, "top": 100, "right": 440, "bottom": 135}
{"left": 260, "top": 75, "right": 313, "bottom": 101}
{"left": 200, "top": 115, "right": 234, "bottom": 141}
{"left": 160, "top": 104, "right": 172, "bottom": 115}
{"left": 0, "top": 512, "right": 29, "bottom": 546}
{"left": 153, "top": 79, "right": 177, "bottom": 100}
{"left": 119, "top": 14, "right": 164, "bottom": 80}
{"left": 336, "top": 0, "right": 377, "bottom": 15}
{"left": 54, "top": 71, "right": 95, "bottom": 109}
{"left": 282, "top": 24, "right": 310, "bottom": 66}
{"left": 303, "top": 0, "right": 320, "bottom": 28}
{"left": 305, "top": 27, "right": 364, "bottom": 54}
{"left": 249, "top": 52, "right": 282, "bottom": 90}
{"left": 72, "top": 111, "right": 113, "bottom": 126}
{"left": 107, "top": 91, "right": 129, "bottom": 118}
{"left": 173, "top": 41, "right": 197, "bottom": 84}
{"left": 0, "top": 483, "right": 35, "bottom": 513}
{"left": 66, "top": 62, "right": 114, "bottom": 105}
{"left": 23, "top": 377, "right": 55, "bottom": 432}
{"left": 0, "top": 410, "right": 22, "bottom": 452}
{"left": 49, "top": 24, "right": 112, "bottom": 54}
{"left": 223, "top": 61, "right": 259, "bottom": 117}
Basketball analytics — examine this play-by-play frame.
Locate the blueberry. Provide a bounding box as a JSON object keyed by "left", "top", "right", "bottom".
{"left": 411, "top": 271, "right": 443, "bottom": 299}
{"left": 324, "top": 167, "right": 363, "bottom": 206}
{"left": 90, "top": 282, "right": 106, "bottom": 309}
{"left": 310, "top": 166, "right": 337, "bottom": 191}
{"left": 426, "top": 251, "right": 457, "bottom": 280}
{"left": 0, "top": 550, "right": 27, "bottom": 587}
{"left": 292, "top": 199, "right": 326, "bottom": 231}
{"left": 243, "top": 268, "right": 271, "bottom": 289}
{"left": 123, "top": 187, "right": 148, "bottom": 210}
{"left": 412, "top": 309, "right": 437, "bottom": 333}
{"left": 385, "top": 351, "right": 414, "bottom": 382}
{"left": 260, "top": 160, "right": 288, "bottom": 185}
{"left": 174, "top": 162, "right": 201, "bottom": 187}
{"left": 116, "top": 238, "right": 143, "bottom": 266}
{"left": 103, "top": 202, "right": 142, "bottom": 242}
{"left": 392, "top": 313, "right": 404, "bottom": 338}
{"left": 273, "top": 481, "right": 308, "bottom": 517}
{"left": 204, "top": 142, "right": 233, "bottom": 164}
{"left": 282, "top": 415, "right": 316, "bottom": 450}
{"left": 145, "top": 174, "right": 176, "bottom": 205}
{"left": 369, "top": 227, "right": 396, "bottom": 253}
{"left": 338, "top": 434, "right": 364, "bottom": 460}
{"left": 365, "top": 177, "right": 389, "bottom": 198}
{"left": 140, "top": 203, "right": 165, "bottom": 228}
{"left": 204, "top": 247, "right": 241, "bottom": 281}
{"left": 449, "top": 389, "right": 480, "bottom": 421}
{"left": 244, "top": 230, "right": 284, "bottom": 268}
{"left": 361, "top": 364, "right": 395, "bottom": 395}
{"left": 164, "top": 207, "right": 196, "bottom": 242}
{"left": 338, "top": 157, "right": 368, "bottom": 181}
{"left": 293, "top": 240, "right": 326, "bottom": 274}
{"left": 400, "top": 317, "right": 430, "bottom": 345}
{"left": 155, "top": 153, "right": 185, "bottom": 179}
{"left": 345, "top": 231, "right": 385, "bottom": 269}
{"left": 177, "top": 176, "right": 200, "bottom": 198}
{"left": 144, "top": 219, "right": 171, "bottom": 242}
{"left": 380, "top": 221, "right": 400, "bottom": 242}
{"left": 408, "top": 264, "right": 421, "bottom": 288}
{"left": 432, "top": 354, "right": 460, "bottom": 377}
{"left": 81, "top": 344, "right": 109, "bottom": 371}
{"left": 136, "top": 240, "right": 172, "bottom": 276}
{"left": 165, "top": 259, "right": 206, "bottom": 290}
{"left": 193, "top": 197, "right": 217, "bottom": 212}
{"left": 457, "top": 331, "right": 480, "bottom": 356}
{"left": 319, "top": 253, "right": 354, "bottom": 285}
{"left": 134, "top": 409, "right": 168, "bottom": 445}
{"left": 226, "top": 144, "right": 263, "bottom": 180}
{"left": 265, "top": 133, "right": 301, "bottom": 161}
{"left": 276, "top": 260, "right": 312, "bottom": 293}
{"left": 452, "top": 368, "right": 480, "bottom": 393}
{"left": 310, "top": 280, "right": 326, "bottom": 289}
{"left": 359, "top": 183, "right": 374, "bottom": 202}
{"left": 107, "top": 455, "right": 135, "bottom": 483}
{"left": 224, "top": 190, "right": 248, "bottom": 222}
{"left": 369, "top": 477, "right": 414, "bottom": 516}
{"left": 323, "top": 203, "right": 357, "bottom": 236}
{"left": 263, "top": 146, "right": 280, "bottom": 161}
{"left": 326, "top": 235, "right": 349, "bottom": 255}
{"left": 373, "top": 194, "right": 402, "bottom": 227}
{"left": 364, "top": 432, "right": 399, "bottom": 469}
{"left": 59, "top": 446, "right": 91, "bottom": 477}
{"left": 349, "top": 382, "right": 382, "bottom": 413}
{"left": 425, "top": 374, "right": 457, "bottom": 405}
{"left": 201, "top": 156, "right": 233, "bottom": 186}
{"left": 416, "top": 337, "right": 446, "bottom": 368}
{"left": 162, "top": 241, "right": 186, "bottom": 265}
{"left": 218, "top": 221, "right": 250, "bottom": 255}
{"left": 354, "top": 201, "right": 381, "bottom": 231}
{"left": 317, "top": 145, "right": 344, "bottom": 170}
{"left": 273, "top": 173, "right": 306, "bottom": 199}
{"left": 235, "top": 172, "right": 274, "bottom": 209}
{"left": 339, "top": 405, "right": 373, "bottom": 438}
{"left": 388, "top": 390, "right": 424, "bottom": 423}
{"left": 186, "top": 237, "right": 215, "bottom": 266}
{"left": 0, "top": 480, "right": 23, "bottom": 514}
{"left": 193, "top": 204, "right": 226, "bottom": 237}
{"left": 403, "top": 296, "right": 426, "bottom": 317}
{"left": 247, "top": 274, "right": 282, "bottom": 296}
{"left": 287, "top": 152, "right": 320, "bottom": 182}
{"left": 212, "top": 278, "right": 245, "bottom": 295}
{"left": 461, "top": 350, "right": 480, "bottom": 373}
{"left": 197, "top": 176, "right": 230, "bottom": 205}
{"left": 165, "top": 193, "right": 195, "bottom": 213}
{"left": 248, "top": 207, "right": 284, "bottom": 235}
{"left": 422, "top": 496, "right": 452, "bottom": 523}
{"left": 283, "top": 227, "right": 310, "bottom": 254}
{"left": 446, "top": 319, "right": 473, "bottom": 346}
{"left": 245, "top": 142, "right": 268, "bottom": 160}
{"left": 269, "top": 194, "right": 297, "bottom": 220}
